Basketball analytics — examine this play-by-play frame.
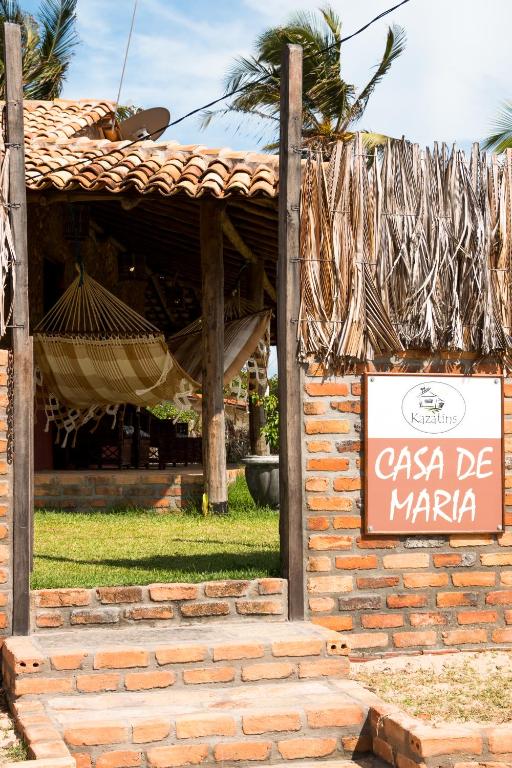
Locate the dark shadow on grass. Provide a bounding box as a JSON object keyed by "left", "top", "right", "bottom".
{"left": 35, "top": 550, "right": 281, "bottom": 576}
{"left": 121, "top": 538, "right": 269, "bottom": 549}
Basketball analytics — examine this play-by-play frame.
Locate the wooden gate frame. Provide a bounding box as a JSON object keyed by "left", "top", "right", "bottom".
{"left": 4, "top": 23, "right": 33, "bottom": 636}
{"left": 5, "top": 31, "right": 306, "bottom": 633}
{"left": 278, "top": 44, "right": 305, "bottom": 621}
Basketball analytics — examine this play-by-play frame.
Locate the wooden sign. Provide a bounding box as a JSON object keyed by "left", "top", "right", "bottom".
{"left": 365, "top": 374, "right": 503, "bottom": 534}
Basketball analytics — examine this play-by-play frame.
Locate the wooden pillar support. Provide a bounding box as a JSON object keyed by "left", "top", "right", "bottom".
{"left": 200, "top": 199, "right": 228, "bottom": 514}
{"left": 277, "top": 44, "right": 304, "bottom": 620}
{"left": 4, "top": 23, "right": 32, "bottom": 635}
{"left": 248, "top": 260, "right": 269, "bottom": 456}
{"left": 221, "top": 211, "right": 276, "bottom": 302}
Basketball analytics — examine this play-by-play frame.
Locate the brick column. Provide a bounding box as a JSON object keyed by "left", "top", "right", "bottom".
{"left": 302, "top": 356, "right": 512, "bottom": 653}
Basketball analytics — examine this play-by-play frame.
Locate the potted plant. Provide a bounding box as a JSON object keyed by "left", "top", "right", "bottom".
{"left": 243, "top": 376, "right": 280, "bottom": 509}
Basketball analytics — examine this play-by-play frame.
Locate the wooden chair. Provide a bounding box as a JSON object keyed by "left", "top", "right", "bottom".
{"left": 87, "top": 411, "right": 133, "bottom": 469}
{"left": 151, "top": 419, "right": 202, "bottom": 468}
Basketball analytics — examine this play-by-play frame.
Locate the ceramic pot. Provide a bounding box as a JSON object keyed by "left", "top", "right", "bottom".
{"left": 242, "top": 454, "right": 279, "bottom": 509}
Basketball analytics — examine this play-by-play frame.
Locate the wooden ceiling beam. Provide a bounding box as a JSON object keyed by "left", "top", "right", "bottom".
{"left": 136, "top": 212, "right": 277, "bottom": 261}
{"left": 221, "top": 211, "right": 276, "bottom": 302}
{"left": 228, "top": 199, "right": 279, "bottom": 222}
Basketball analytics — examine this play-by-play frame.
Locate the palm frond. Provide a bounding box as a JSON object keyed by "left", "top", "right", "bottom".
{"left": 257, "top": 12, "right": 330, "bottom": 64}
{"left": 318, "top": 6, "right": 342, "bottom": 41}
{"left": 28, "top": 0, "right": 78, "bottom": 98}
{"left": 484, "top": 101, "right": 512, "bottom": 153}
{"left": 348, "top": 24, "right": 406, "bottom": 125}
{"left": 223, "top": 55, "right": 275, "bottom": 94}
{"left": 0, "top": 0, "right": 24, "bottom": 24}
{"left": 200, "top": 104, "right": 279, "bottom": 131}
{"left": 37, "top": 0, "right": 78, "bottom": 62}
{"left": 360, "top": 131, "right": 392, "bottom": 149}
{"left": 203, "top": 7, "right": 405, "bottom": 149}
{"left": 0, "top": 0, "right": 78, "bottom": 99}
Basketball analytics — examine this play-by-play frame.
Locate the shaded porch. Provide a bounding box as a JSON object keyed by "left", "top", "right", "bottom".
{"left": 28, "top": 165, "right": 278, "bottom": 509}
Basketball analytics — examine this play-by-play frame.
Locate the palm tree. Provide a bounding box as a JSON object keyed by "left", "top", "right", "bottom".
{"left": 202, "top": 6, "right": 406, "bottom": 150}
{"left": 0, "top": 0, "right": 78, "bottom": 100}
{"left": 484, "top": 102, "right": 512, "bottom": 154}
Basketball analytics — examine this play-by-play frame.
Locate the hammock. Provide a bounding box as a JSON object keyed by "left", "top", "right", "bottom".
{"left": 0, "top": 146, "right": 16, "bottom": 338}
{"left": 169, "top": 311, "right": 271, "bottom": 385}
{"left": 34, "top": 270, "right": 270, "bottom": 443}
{"left": 34, "top": 270, "right": 195, "bottom": 410}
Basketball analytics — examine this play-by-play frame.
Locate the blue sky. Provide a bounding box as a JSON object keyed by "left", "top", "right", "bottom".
{"left": 21, "top": 0, "right": 512, "bottom": 153}
{"left": 21, "top": 0, "right": 512, "bottom": 377}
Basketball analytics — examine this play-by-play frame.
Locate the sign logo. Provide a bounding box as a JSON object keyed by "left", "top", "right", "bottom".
{"left": 401, "top": 381, "right": 466, "bottom": 434}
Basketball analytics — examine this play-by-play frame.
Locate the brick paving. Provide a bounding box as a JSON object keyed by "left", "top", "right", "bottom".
{"left": 3, "top": 621, "right": 348, "bottom": 698}
{"left": 4, "top": 619, "right": 512, "bottom": 766}
{"left": 46, "top": 679, "right": 375, "bottom": 762}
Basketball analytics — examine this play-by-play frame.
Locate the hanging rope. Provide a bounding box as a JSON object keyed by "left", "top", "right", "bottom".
{"left": 35, "top": 268, "right": 161, "bottom": 337}
{"left": 34, "top": 269, "right": 196, "bottom": 444}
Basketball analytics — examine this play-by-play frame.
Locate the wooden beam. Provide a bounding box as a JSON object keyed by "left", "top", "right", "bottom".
{"left": 230, "top": 216, "right": 279, "bottom": 239}
{"left": 232, "top": 196, "right": 278, "bottom": 211}
{"left": 4, "top": 22, "right": 32, "bottom": 635}
{"left": 200, "top": 199, "right": 228, "bottom": 514}
{"left": 222, "top": 211, "right": 277, "bottom": 302}
{"left": 277, "top": 43, "right": 304, "bottom": 621}
{"left": 27, "top": 192, "right": 134, "bottom": 204}
{"left": 229, "top": 199, "right": 279, "bottom": 221}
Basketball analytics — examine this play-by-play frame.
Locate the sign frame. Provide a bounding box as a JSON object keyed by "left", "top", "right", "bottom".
{"left": 363, "top": 372, "right": 505, "bottom": 536}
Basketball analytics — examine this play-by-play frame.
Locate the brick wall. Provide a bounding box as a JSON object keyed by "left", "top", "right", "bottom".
{"left": 303, "top": 353, "right": 512, "bottom": 653}
{"left": 31, "top": 578, "right": 287, "bottom": 631}
{"left": 0, "top": 350, "right": 11, "bottom": 640}
{"left": 35, "top": 467, "right": 244, "bottom": 510}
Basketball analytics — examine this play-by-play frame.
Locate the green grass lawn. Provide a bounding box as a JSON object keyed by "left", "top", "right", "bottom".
{"left": 32, "top": 476, "right": 280, "bottom": 589}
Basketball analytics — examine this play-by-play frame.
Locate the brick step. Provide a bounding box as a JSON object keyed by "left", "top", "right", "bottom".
{"left": 37, "top": 678, "right": 380, "bottom": 767}
{"left": 259, "top": 762, "right": 386, "bottom": 768}
{"left": 3, "top": 621, "right": 349, "bottom": 698}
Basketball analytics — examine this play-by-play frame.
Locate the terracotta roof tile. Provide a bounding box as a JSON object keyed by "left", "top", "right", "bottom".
{"left": 21, "top": 99, "right": 115, "bottom": 140}
{"left": 19, "top": 99, "right": 279, "bottom": 199}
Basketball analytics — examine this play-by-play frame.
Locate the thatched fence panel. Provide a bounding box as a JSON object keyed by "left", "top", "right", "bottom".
{"left": 298, "top": 136, "right": 512, "bottom": 367}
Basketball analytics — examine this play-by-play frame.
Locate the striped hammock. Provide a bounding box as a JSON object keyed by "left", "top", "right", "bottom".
{"left": 34, "top": 270, "right": 270, "bottom": 444}
{"left": 0, "top": 146, "right": 16, "bottom": 338}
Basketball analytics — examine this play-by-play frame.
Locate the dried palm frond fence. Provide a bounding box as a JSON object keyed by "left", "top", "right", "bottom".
{"left": 298, "top": 134, "right": 512, "bottom": 369}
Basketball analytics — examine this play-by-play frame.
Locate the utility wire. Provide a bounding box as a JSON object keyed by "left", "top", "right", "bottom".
{"left": 28, "top": 0, "right": 412, "bottom": 182}
{"left": 111, "top": 0, "right": 139, "bottom": 128}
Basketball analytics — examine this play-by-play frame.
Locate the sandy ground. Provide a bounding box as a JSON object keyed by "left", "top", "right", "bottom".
{"left": 0, "top": 692, "right": 24, "bottom": 763}
{"left": 352, "top": 649, "right": 512, "bottom": 677}
{"left": 351, "top": 650, "right": 512, "bottom": 726}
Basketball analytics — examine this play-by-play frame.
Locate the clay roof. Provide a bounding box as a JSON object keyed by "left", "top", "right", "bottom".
{"left": 22, "top": 99, "right": 115, "bottom": 140}
{"left": 19, "top": 99, "right": 279, "bottom": 199}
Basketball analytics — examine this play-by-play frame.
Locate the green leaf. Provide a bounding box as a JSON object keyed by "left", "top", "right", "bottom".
{"left": 0, "top": 0, "right": 79, "bottom": 100}
{"left": 484, "top": 101, "right": 512, "bottom": 153}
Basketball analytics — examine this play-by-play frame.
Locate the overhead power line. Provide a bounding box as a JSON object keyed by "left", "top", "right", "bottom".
{"left": 28, "top": 0, "right": 412, "bottom": 182}
{"left": 112, "top": 0, "right": 139, "bottom": 127}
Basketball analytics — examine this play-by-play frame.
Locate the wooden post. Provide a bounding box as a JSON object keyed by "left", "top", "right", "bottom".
{"left": 277, "top": 43, "right": 304, "bottom": 620}
{"left": 248, "top": 260, "right": 269, "bottom": 456}
{"left": 3, "top": 23, "right": 32, "bottom": 634}
{"left": 201, "top": 198, "right": 228, "bottom": 514}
